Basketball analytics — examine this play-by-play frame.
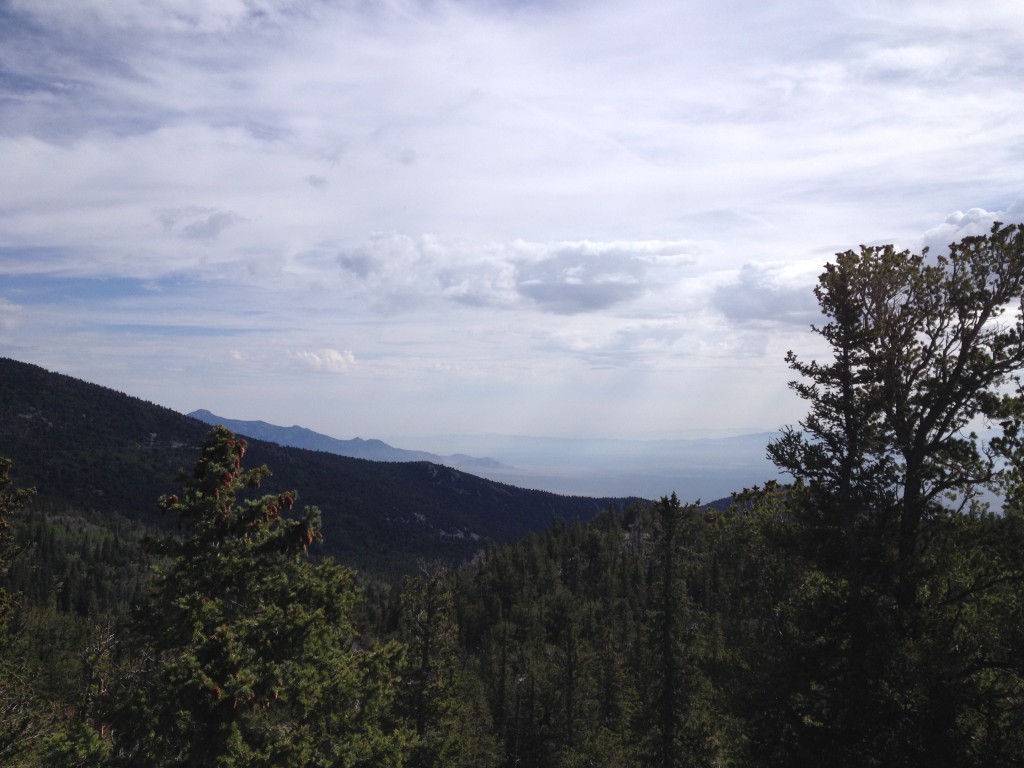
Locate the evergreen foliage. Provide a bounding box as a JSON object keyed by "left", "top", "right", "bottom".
{"left": 396, "top": 562, "right": 501, "bottom": 767}
{"left": 758, "top": 221, "right": 1024, "bottom": 764}
{"left": 0, "top": 458, "right": 42, "bottom": 766}
{"left": 105, "top": 426, "right": 411, "bottom": 767}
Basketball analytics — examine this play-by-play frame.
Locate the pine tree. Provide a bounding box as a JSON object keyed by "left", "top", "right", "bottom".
{"left": 106, "top": 426, "right": 411, "bottom": 767}
{"left": 760, "top": 222, "right": 1024, "bottom": 764}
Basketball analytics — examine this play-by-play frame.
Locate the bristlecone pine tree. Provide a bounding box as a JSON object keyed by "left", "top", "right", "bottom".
{"left": 754, "top": 221, "right": 1024, "bottom": 766}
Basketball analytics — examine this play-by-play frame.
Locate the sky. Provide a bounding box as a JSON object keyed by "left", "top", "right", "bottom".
{"left": 2, "top": 0, "right": 1024, "bottom": 447}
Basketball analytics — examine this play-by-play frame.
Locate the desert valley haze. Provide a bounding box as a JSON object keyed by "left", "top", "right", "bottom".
{"left": 190, "top": 407, "right": 779, "bottom": 501}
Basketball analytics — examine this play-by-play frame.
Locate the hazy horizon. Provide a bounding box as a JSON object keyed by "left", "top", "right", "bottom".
{"left": 193, "top": 403, "right": 782, "bottom": 501}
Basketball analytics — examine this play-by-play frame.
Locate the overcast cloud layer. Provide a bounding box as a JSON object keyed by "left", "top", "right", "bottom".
{"left": 2, "top": 0, "right": 1024, "bottom": 446}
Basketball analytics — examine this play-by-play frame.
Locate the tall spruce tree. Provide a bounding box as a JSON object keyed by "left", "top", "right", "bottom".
{"left": 642, "top": 494, "right": 720, "bottom": 768}
{"left": 106, "top": 426, "right": 410, "bottom": 767}
{"left": 397, "top": 562, "right": 500, "bottom": 768}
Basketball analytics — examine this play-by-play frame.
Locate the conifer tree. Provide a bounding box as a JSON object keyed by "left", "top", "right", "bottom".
{"left": 761, "top": 222, "right": 1024, "bottom": 764}
{"left": 397, "top": 561, "right": 500, "bottom": 768}
{"left": 642, "top": 494, "right": 721, "bottom": 768}
{"left": 0, "top": 458, "right": 40, "bottom": 765}
{"left": 107, "top": 426, "right": 410, "bottom": 767}
{"left": 0, "top": 458, "right": 33, "bottom": 629}
{"left": 771, "top": 222, "right": 1024, "bottom": 603}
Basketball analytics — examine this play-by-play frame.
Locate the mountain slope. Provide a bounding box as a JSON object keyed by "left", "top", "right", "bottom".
{"left": 188, "top": 409, "right": 502, "bottom": 471}
{"left": 0, "top": 358, "right": 636, "bottom": 574}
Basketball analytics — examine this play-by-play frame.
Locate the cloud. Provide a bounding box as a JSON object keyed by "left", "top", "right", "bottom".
{"left": 710, "top": 261, "right": 821, "bottom": 327}
{"left": 331, "top": 235, "right": 704, "bottom": 314}
{"left": 513, "top": 240, "right": 699, "bottom": 314}
{"left": 920, "top": 199, "right": 1024, "bottom": 254}
{"left": 332, "top": 234, "right": 444, "bottom": 311}
{"left": 336, "top": 234, "right": 425, "bottom": 280}
{"left": 293, "top": 348, "right": 356, "bottom": 373}
{"left": 337, "top": 252, "right": 375, "bottom": 279}
{"left": 0, "top": 298, "right": 23, "bottom": 330}
{"left": 436, "top": 249, "right": 518, "bottom": 308}
{"left": 517, "top": 280, "right": 641, "bottom": 315}
{"left": 156, "top": 207, "right": 245, "bottom": 240}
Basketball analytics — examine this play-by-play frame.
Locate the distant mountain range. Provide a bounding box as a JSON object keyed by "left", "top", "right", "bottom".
{"left": 188, "top": 409, "right": 504, "bottom": 471}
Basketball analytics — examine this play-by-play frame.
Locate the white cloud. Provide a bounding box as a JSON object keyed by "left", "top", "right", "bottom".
{"left": 920, "top": 199, "right": 1024, "bottom": 254}
{"left": 293, "top": 349, "right": 356, "bottom": 373}
{"left": 0, "top": 298, "right": 23, "bottom": 330}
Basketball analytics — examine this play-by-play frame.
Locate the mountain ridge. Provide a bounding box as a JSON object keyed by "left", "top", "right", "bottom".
{"left": 188, "top": 409, "right": 504, "bottom": 471}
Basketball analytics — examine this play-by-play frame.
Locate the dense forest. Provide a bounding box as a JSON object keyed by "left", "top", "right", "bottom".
{"left": 2, "top": 221, "right": 1024, "bottom": 766}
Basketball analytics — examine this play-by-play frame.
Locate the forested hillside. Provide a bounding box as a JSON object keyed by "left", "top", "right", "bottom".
{"left": 0, "top": 357, "right": 635, "bottom": 574}
{"left": 2, "top": 222, "right": 1024, "bottom": 765}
